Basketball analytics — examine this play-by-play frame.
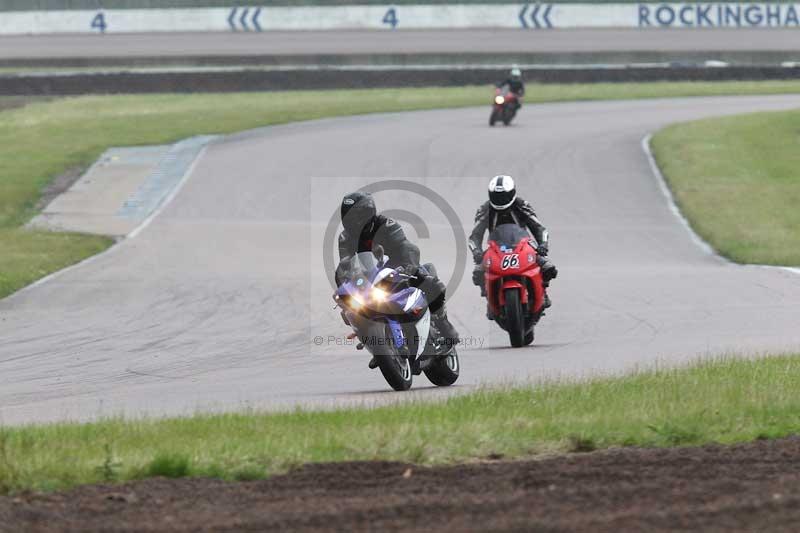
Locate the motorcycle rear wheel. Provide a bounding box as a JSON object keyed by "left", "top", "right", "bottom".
{"left": 377, "top": 325, "right": 413, "bottom": 391}
{"left": 424, "top": 348, "right": 460, "bottom": 386}
{"left": 505, "top": 289, "right": 526, "bottom": 347}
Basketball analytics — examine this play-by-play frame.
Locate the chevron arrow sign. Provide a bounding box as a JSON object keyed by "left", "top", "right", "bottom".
{"left": 228, "top": 7, "right": 263, "bottom": 32}
{"left": 519, "top": 3, "right": 554, "bottom": 29}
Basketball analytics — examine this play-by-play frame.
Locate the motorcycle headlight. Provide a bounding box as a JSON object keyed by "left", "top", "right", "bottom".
{"left": 371, "top": 288, "right": 387, "bottom": 302}
{"left": 350, "top": 294, "right": 364, "bottom": 309}
{"left": 495, "top": 96, "right": 505, "bottom": 105}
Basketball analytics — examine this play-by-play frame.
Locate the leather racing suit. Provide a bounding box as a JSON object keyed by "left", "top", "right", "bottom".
{"left": 468, "top": 197, "right": 558, "bottom": 297}
{"left": 337, "top": 214, "right": 459, "bottom": 344}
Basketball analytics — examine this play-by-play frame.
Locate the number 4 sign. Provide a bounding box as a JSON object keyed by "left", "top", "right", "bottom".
{"left": 383, "top": 8, "right": 398, "bottom": 28}
{"left": 91, "top": 12, "right": 107, "bottom": 33}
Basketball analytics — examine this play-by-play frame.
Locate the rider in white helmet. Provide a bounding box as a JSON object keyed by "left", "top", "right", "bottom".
{"left": 469, "top": 175, "right": 557, "bottom": 306}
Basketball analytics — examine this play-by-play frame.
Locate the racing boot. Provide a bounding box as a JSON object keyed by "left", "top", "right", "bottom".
{"left": 540, "top": 259, "right": 558, "bottom": 284}
{"left": 432, "top": 308, "right": 460, "bottom": 348}
{"left": 542, "top": 277, "right": 553, "bottom": 310}
{"left": 539, "top": 257, "right": 557, "bottom": 309}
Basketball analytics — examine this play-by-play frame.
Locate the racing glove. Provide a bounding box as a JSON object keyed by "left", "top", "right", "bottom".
{"left": 469, "top": 241, "right": 484, "bottom": 265}
{"left": 537, "top": 242, "right": 549, "bottom": 256}
{"left": 472, "top": 248, "right": 484, "bottom": 265}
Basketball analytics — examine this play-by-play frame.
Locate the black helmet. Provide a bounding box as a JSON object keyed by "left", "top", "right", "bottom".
{"left": 488, "top": 175, "right": 516, "bottom": 210}
{"left": 340, "top": 191, "right": 376, "bottom": 234}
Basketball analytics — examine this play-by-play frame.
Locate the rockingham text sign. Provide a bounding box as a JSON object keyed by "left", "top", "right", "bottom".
{"left": 638, "top": 3, "right": 800, "bottom": 27}
{"left": 0, "top": 4, "right": 798, "bottom": 34}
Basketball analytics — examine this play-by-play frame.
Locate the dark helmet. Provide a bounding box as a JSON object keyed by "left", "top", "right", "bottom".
{"left": 340, "top": 191, "right": 377, "bottom": 234}
{"left": 488, "top": 175, "right": 516, "bottom": 210}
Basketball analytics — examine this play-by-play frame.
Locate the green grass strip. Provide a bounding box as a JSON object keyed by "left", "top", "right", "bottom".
{"left": 652, "top": 107, "right": 800, "bottom": 265}
{"left": 2, "top": 354, "right": 799, "bottom": 493}
{"left": 3, "top": 81, "right": 800, "bottom": 298}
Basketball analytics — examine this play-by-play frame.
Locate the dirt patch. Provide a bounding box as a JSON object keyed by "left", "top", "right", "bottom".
{"left": 2, "top": 437, "right": 800, "bottom": 532}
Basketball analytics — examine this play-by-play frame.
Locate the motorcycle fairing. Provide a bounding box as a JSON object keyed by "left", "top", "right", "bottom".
{"left": 483, "top": 224, "right": 546, "bottom": 316}
{"left": 334, "top": 252, "right": 431, "bottom": 358}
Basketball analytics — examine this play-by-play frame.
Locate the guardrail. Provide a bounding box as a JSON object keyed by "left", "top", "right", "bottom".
{"left": 0, "top": 3, "right": 798, "bottom": 34}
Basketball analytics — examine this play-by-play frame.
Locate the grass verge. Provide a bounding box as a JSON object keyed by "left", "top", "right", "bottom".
{"left": 2, "top": 354, "right": 800, "bottom": 494}
{"left": 3, "top": 81, "right": 800, "bottom": 298}
{"left": 651, "top": 107, "right": 800, "bottom": 265}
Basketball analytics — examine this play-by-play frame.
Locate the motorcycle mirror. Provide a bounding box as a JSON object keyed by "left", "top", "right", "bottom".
{"left": 373, "top": 245, "right": 385, "bottom": 263}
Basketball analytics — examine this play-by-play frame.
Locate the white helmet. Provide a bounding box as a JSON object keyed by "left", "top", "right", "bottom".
{"left": 510, "top": 66, "right": 522, "bottom": 79}
{"left": 488, "top": 175, "right": 516, "bottom": 210}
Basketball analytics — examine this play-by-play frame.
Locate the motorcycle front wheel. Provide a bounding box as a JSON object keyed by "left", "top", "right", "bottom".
{"left": 502, "top": 108, "right": 515, "bottom": 126}
{"left": 489, "top": 110, "right": 498, "bottom": 126}
{"left": 505, "top": 289, "right": 526, "bottom": 347}
{"left": 376, "top": 325, "right": 413, "bottom": 391}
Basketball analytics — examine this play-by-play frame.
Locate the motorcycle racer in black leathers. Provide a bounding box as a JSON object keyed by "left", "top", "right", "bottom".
{"left": 496, "top": 66, "right": 525, "bottom": 110}
{"left": 336, "top": 192, "right": 460, "bottom": 365}
{"left": 469, "top": 175, "right": 558, "bottom": 306}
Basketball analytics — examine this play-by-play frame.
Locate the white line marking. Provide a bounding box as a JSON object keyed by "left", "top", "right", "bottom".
{"left": 642, "top": 133, "right": 723, "bottom": 260}
{"left": 128, "top": 143, "right": 209, "bottom": 239}
{"left": 642, "top": 133, "right": 800, "bottom": 277}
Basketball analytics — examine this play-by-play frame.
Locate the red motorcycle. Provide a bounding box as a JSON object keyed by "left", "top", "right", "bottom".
{"left": 481, "top": 224, "right": 547, "bottom": 347}
{"left": 489, "top": 85, "right": 519, "bottom": 127}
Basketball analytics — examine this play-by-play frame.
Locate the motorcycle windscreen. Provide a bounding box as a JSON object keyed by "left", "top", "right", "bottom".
{"left": 489, "top": 224, "right": 531, "bottom": 249}
{"left": 336, "top": 252, "right": 380, "bottom": 286}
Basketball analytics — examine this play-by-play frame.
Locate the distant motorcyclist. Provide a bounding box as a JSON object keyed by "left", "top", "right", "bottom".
{"left": 336, "top": 192, "right": 460, "bottom": 362}
{"left": 496, "top": 67, "right": 525, "bottom": 109}
{"left": 469, "top": 175, "right": 558, "bottom": 307}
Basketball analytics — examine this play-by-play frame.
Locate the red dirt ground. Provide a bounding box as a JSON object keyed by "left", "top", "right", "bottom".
{"left": 2, "top": 437, "right": 800, "bottom": 532}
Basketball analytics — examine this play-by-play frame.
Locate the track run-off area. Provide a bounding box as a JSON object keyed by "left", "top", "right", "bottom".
{"left": 2, "top": 95, "right": 800, "bottom": 425}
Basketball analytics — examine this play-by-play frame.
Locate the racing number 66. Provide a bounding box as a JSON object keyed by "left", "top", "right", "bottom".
{"left": 501, "top": 254, "right": 520, "bottom": 270}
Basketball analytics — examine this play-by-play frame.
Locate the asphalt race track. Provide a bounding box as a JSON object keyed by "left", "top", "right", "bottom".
{"left": 1, "top": 29, "right": 799, "bottom": 59}
{"left": 3, "top": 95, "right": 800, "bottom": 425}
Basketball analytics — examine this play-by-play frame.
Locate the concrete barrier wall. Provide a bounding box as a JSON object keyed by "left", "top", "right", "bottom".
{"left": 1, "top": 4, "right": 799, "bottom": 34}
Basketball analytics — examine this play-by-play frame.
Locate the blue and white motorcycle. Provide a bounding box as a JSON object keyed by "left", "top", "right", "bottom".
{"left": 334, "top": 249, "right": 460, "bottom": 391}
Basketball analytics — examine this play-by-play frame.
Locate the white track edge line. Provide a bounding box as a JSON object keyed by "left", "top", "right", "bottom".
{"left": 641, "top": 133, "right": 800, "bottom": 277}
{"left": 4, "top": 143, "right": 211, "bottom": 302}
{"left": 128, "top": 142, "right": 210, "bottom": 239}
